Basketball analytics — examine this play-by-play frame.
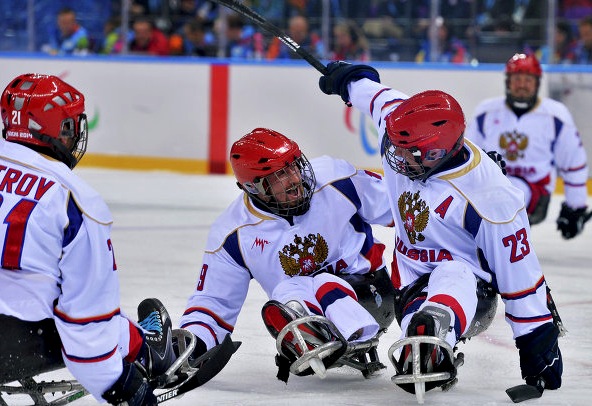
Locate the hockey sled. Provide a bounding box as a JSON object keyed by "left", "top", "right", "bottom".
{"left": 0, "top": 315, "right": 87, "bottom": 406}
{"left": 0, "top": 328, "right": 240, "bottom": 405}
{"left": 276, "top": 315, "right": 386, "bottom": 379}
{"left": 388, "top": 336, "right": 464, "bottom": 404}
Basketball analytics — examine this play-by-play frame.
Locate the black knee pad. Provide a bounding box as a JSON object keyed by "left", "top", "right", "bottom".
{"left": 341, "top": 268, "right": 396, "bottom": 331}
{"left": 462, "top": 279, "right": 498, "bottom": 339}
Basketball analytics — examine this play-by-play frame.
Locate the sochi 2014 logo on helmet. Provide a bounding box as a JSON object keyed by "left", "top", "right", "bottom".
{"left": 278, "top": 233, "right": 328, "bottom": 276}
{"left": 499, "top": 130, "right": 528, "bottom": 161}
{"left": 398, "top": 191, "right": 429, "bottom": 244}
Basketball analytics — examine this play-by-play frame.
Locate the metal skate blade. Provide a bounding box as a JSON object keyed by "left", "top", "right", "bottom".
{"left": 309, "top": 357, "right": 327, "bottom": 379}
{"left": 388, "top": 335, "right": 455, "bottom": 403}
{"left": 276, "top": 315, "right": 344, "bottom": 377}
{"left": 414, "top": 382, "right": 425, "bottom": 404}
{"left": 289, "top": 341, "right": 343, "bottom": 375}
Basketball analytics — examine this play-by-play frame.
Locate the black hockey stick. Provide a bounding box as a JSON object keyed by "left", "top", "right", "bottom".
{"left": 210, "top": 0, "right": 328, "bottom": 75}
{"left": 156, "top": 334, "right": 241, "bottom": 403}
{"left": 546, "top": 285, "right": 567, "bottom": 337}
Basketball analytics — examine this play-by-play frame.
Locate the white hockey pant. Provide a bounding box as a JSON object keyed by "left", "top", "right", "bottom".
{"left": 400, "top": 261, "right": 478, "bottom": 349}
{"left": 271, "top": 273, "right": 379, "bottom": 342}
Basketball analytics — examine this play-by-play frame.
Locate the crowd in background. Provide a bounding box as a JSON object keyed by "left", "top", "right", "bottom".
{"left": 3, "top": 0, "right": 592, "bottom": 64}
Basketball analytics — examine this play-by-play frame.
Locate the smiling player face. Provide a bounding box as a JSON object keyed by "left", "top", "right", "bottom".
{"left": 263, "top": 163, "right": 306, "bottom": 209}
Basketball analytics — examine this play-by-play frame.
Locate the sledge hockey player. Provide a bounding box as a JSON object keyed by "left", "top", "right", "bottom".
{"left": 180, "top": 128, "right": 396, "bottom": 381}
{"left": 0, "top": 74, "right": 179, "bottom": 405}
{"left": 318, "top": 62, "right": 563, "bottom": 402}
{"left": 466, "top": 53, "right": 589, "bottom": 238}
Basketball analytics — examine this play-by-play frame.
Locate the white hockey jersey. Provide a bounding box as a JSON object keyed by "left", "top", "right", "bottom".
{"left": 465, "top": 96, "right": 589, "bottom": 208}
{"left": 180, "top": 156, "right": 393, "bottom": 349}
{"left": 0, "top": 140, "right": 131, "bottom": 401}
{"left": 349, "top": 79, "right": 553, "bottom": 339}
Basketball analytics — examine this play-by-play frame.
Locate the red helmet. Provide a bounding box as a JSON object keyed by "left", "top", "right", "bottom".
{"left": 230, "top": 128, "right": 316, "bottom": 216}
{"left": 505, "top": 53, "right": 542, "bottom": 77}
{"left": 1, "top": 73, "right": 88, "bottom": 168}
{"left": 505, "top": 54, "right": 541, "bottom": 110}
{"left": 384, "top": 90, "right": 465, "bottom": 180}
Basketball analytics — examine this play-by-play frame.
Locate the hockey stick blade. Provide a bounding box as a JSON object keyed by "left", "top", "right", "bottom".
{"left": 156, "top": 334, "right": 241, "bottom": 403}
{"left": 506, "top": 384, "right": 543, "bottom": 403}
{"left": 584, "top": 210, "right": 592, "bottom": 224}
{"left": 210, "top": 0, "right": 328, "bottom": 75}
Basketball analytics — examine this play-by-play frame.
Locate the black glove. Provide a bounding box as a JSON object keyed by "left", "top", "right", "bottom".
{"left": 103, "top": 362, "right": 157, "bottom": 406}
{"left": 556, "top": 202, "right": 588, "bottom": 239}
{"left": 485, "top": 150, "right": 507, "bottom": 175}
{"left": 319, "top": 61, "right": 380, "bottom": 105}
{"left": 515, "top": 323, "right": 562, "bottom": 390}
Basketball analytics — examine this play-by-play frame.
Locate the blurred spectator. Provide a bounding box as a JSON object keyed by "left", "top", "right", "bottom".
{"left": 560, "top": 0, "right": 592, "bottom": 20}
{"left": 170, "top": 17, "right": 217, "bottom": 56}
{"left": 476, "top": 1, "right": 542, "bottom": 44}
{"left": 245, "top": 0, "right": 288, "bottom": 23}
{"left": 128, "top": 17, "right": 170, "bottom": 56}
{"left": 362, "top": 16, "right": 403, "bottom": 42}
{"left": 243, "top": 0, "right": 330, "bottom": 23}
{"left": 215, "top": 13, "right": 264, "bottom": 59}
{"left": 402, "top": 0, "right": 471, "bottom": 43}
{"left": 439, "top": 0, "right": 473, "bottom": 39}
{"left": 330, "top": 19, "right": 370, "bottom": 62}
{"left": 573, "top": 16, "right": 592, "bottom": 64}
{"left": 42, "top": 7, "right": 90, "bottom": 55}
{"left": 169, "top": 0, "right": 200, "bottom": 33}
{"left": 344, "top": 0, "right": 398, "bottom": 19}
{"left": 536, "top": 20, "right": 577, "bottom": 64}
{"left": 99, "top": 15, "right": 131, "bottom": 55}
{"left": 288, "top": 0, "right": 343, "bottom": 19}
{"left": 195, "top": 0, "right": 219, "bottom": 23}
{"left": 346, "top": 1, "right": 404, "bottom": 62}
{"left": 130, "top": 0, "right": 163, "bottom": 16}
{"left": 349, "top": 1, "right": 403, "bottom": 43}
{"left": 266, "top": 15, "right": 324, "bottom": 60}
{"left": 477, "top": 0, "right": 517, "bottom": 32}
{"left": 415, "top": 17, "right": 469, "bottom": 63}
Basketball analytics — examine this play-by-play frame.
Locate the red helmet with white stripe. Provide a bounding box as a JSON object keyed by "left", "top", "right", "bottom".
{"left": 383, "top": 90, "right": 465, "bottom": 180}
{"left": 505, "top": 53, "right": 541, "bottom": 110}
{"left": 505, "top": 53, "right": 542, "bottom": 77}
{"left": 1, "top": 73, "right": 88, "bottom": 168}
{"left": 230, "top": 128, "right": 316, "bottom": 216}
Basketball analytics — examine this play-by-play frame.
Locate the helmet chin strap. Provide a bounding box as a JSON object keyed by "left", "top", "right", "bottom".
{"left": 30, "top": 130, "right": 77, "bottom": 169}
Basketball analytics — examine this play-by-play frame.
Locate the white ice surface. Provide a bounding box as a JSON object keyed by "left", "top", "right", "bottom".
{"left": 6, "top": 168, "right": 591, "bottom": 406}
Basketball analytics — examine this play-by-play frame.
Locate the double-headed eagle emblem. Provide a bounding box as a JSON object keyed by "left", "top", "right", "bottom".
{"left": 398, "top": 191, "right": 429, "bottom": 243}
{"left": 279, "top": 233, "right": 329, "bottom": 276}
{"left": 499, "top": 130, "right": 528, "bottom": 161}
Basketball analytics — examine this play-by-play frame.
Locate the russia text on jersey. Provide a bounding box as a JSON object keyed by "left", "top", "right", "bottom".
{"left": 395, "top": 236, "right": 453, "bottom": 262}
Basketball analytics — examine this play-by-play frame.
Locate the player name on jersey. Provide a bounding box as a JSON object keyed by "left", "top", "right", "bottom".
{"left": 0, "top": 165, "right": 55, "bottom": 201}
